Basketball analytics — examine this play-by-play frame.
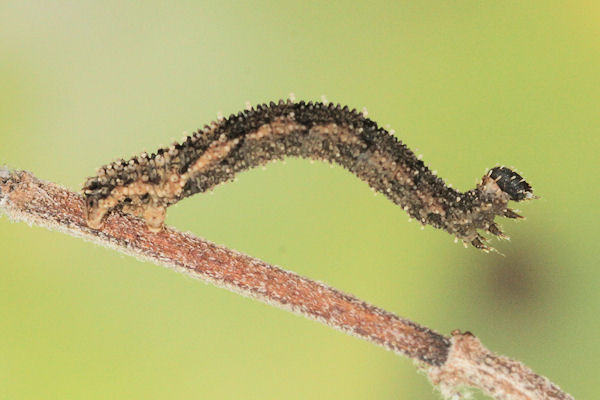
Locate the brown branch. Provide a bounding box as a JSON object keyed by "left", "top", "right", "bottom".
{"left": 0, "top": 167, "right": 573, "bottom": 400}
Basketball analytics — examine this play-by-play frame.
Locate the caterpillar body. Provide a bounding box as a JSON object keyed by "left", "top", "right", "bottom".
{"left": 83, "top": 99, "right": 534, "bottom": 251}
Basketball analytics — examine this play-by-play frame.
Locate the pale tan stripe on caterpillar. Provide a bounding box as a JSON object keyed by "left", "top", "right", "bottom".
{"left": 82, "top": 99, "right": 534, "bottom": 251}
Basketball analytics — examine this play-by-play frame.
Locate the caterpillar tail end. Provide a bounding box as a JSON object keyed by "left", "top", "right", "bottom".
{"left": 83, "top": 192, "right": 165, "bottom": 233}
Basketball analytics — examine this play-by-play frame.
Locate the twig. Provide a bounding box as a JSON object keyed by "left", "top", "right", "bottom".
{"left": 0, "top": 168, "right": 573, "bottom": 400}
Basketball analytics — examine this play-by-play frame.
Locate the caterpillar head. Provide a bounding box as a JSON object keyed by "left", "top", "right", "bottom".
{"left": 486, "top": 167, "right": 534, "bottom": 201}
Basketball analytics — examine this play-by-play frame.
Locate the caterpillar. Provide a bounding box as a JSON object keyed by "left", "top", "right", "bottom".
{"left": 82, "top": 99, "right": 534, "bottom": 251}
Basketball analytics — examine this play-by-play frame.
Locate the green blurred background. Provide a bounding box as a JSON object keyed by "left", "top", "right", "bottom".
{"left": 1, "top": 1, "right": 598, "bottom": 399}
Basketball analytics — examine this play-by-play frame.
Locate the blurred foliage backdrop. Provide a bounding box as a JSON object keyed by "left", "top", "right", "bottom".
{"left": 1, "top": 1, "right": 598, "bottom": 399}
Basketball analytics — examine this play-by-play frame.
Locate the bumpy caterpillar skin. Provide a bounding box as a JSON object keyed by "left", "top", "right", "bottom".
{"left": 82, "top": 99, "right": 534, "bottom": 250}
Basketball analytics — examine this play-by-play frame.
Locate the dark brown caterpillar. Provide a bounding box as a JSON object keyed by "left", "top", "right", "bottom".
{"left": 82, "top": 99, "right": 534, "bottom": 251}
